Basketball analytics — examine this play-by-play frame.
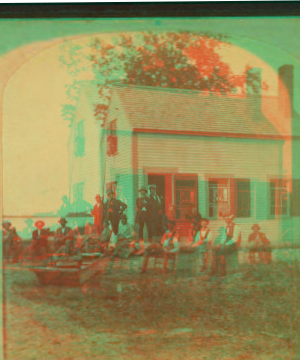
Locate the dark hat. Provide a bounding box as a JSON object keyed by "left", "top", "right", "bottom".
{"left": 34, "top": 220, "right": 45, "bottom": 228}
{"left": 148, "top": 184, "right": 156, "bottom": 190}
{"left": 139, "top": 186, "right": 148, "bottom": 193}
{"left": 251, "top": 224, "right": 261, "bottom": 231}
{"left": 59, "top": 217, "right": 67, "bottom": 224}
{"left": 106, "top": 189, "right": 114, "bottom": 195}
{"left": 168, "top": 220, "right": 176, "bottom": 226}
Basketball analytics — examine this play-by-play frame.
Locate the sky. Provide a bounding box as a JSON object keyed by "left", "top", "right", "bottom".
{"left": 2, "top": 18, "right": 300, "bottom": 216}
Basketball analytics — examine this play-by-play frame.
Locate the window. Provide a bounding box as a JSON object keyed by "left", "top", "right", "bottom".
{"left": 74, "top": 120, "right": 85, "bottom": 157}
{"left": 174, "top": 177, "right": 197, "bottom": 220}
{"left": 73, "top": 182, "right": 84, "bottom": 200}
{"left": 209, "top": 179, "right": 230, "bottom": 218}
{"left": 270, "top": 179, "right": 289, "bottom": 216}
{"left": 107, "top": 120, "right": 118, "bottom": 156}
{"left": 209, "top": 178, "right": 251, "bottom": 218}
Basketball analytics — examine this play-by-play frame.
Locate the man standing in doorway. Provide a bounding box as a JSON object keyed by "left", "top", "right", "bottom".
{"left": 103, "top": 188, "right": 127, "bottom": 251}
{"left": 148, "top": 185, "right": 163, "bottom": 242}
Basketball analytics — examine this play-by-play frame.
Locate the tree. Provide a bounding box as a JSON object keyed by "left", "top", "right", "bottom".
{"left": 60, "top": 31, "right": 268, "bottom": 126}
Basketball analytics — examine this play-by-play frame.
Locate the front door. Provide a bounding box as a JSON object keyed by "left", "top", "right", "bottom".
{"left": 174, "top": 175, "right": 198, "bottom": 236}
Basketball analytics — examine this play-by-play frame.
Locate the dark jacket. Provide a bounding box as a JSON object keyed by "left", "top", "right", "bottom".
{"left": 248, "top": 232, "right": 270, "bottom": 246}
{"left": 148, "top": 194, "right": 163, "bottom": 220}
{"left": 32, "top": 229, "right": 49, "bottom": 248}
{"left": 55, "top": 226, "right": 72, "bottom": 237}
{"left": 135, "top": 197, "right": 150, "bottom": 222}
{"left": 103, "top": 198, "right": 127, "bottom": 222}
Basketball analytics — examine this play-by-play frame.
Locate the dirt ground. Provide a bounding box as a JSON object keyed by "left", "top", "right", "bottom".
{"left": 3, "top": 262, "right": 300, "bottom": 360}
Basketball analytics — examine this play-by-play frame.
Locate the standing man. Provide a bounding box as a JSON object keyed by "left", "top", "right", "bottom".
{"left": 91, "top": 194, "right": 103, "bottom": 235}
{"left": 148, "top": 185, "right": 163, "bottom": 242}
{"left": 103, "top": 188, "right": 127, "bottom": 251}
{"left": 210, "top": 212, "right": 241, "bottom": 277}
{"left": 135, "top": 186, "right": 150, "bottom": 250}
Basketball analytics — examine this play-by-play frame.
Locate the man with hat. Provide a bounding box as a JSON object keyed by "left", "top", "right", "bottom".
{"left": 32, "top": 220, "right": 49, "bottom": 250}
{"left": 135, "top": 186, "right": 150, "bottom": 251}
{"left": 248, "top": 224, "right": 272, "bottom": 264}
{"left": 2, "top": 220, "right": 22, "bottom": 261}
{"left": 140, "top": 219, "right": 179, "bottom": 274}
{"left": 55, "top": 217, "right": 73, "bottom": 248}
{"left": 103, "top": 188, "right": 127, "bottom": 250}
{"left": 210, "top": 212, "right": 241, "bottom": 277}
{"left": 91, "top": 194, "right": 103, "bottom": 235}
{"left": 148, "top": 184, "right": 163, "bottom": 242}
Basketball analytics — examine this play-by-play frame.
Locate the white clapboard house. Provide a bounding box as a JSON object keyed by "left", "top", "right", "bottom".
{"left": 69, "top": 65, "right": 300, "bottom": 243}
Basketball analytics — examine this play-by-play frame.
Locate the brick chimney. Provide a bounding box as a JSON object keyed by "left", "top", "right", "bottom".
{"left": 246, "top": 67, "right": 262, "bottom": 119}
{"left": 278, "top": 64, "right": 294, "bottom": 119}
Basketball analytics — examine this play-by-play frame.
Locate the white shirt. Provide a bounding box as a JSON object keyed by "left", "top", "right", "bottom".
{"left": 161, "top": 230, "right": 179, "bottom": 253}
{"left": 220, "top": 224, "right": 241, "bottom": 246}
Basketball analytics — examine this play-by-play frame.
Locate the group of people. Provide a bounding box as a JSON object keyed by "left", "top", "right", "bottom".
{"left": 2, "top": 184, "right": 272, "bottom": 276}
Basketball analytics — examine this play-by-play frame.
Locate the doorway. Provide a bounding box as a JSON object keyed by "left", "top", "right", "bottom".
{"left": 148, "top": 174, "right": 166, "bottom": 209}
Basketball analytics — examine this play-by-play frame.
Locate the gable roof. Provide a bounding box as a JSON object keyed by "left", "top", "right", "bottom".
{"left": 111, "top": 84, "right": 283, "bottom": 140}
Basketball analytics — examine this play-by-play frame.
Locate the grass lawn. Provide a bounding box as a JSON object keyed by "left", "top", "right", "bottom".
{"left": 3, "top": 262, "right": 300, "bottom": 360}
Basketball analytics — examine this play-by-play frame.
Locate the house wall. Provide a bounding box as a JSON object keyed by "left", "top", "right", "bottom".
{"left": 137, "top": 132, "right": 285, "bottom": 243}
{"left": 69, "top": 90, "right": 101, "bottom": 205}
{"left": 104, "top": 94, "right": 135, "bottom": 224}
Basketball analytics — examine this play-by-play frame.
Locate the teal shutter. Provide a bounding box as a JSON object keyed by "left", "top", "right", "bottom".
{"left": 256, "top": 180, "right": 269, "bottom": 220}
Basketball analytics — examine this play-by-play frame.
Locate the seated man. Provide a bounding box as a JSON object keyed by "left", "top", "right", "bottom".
{"left": 210, "top": 212, "right": 241, "bottom": 277}
{"left": 55, "top": 218, "right": 73, "bottom": 248}
{"left": 140, "top": 220, "right": 179, "bottom": 274}
{"left": 2, "top": 220, "right": 23, "bottom": 262}
{"left": 248, "top": 224, "right": 271, "bottom": 264}
{"left": 21, "top": 237, "right": 48, "bottom": 263}
{"left": 189, "top": 218, "right": 213, "bottom": 272}
{"left": 54, "top": 239, "right": 74, "bottom": 261}
{"left": 99, "top": 220, "right": 111, "bottom": 254}
{"left": 32, "top": 220, "right": 49, "bottom": 251}
{"left": 180, "top": 218, "right": 201, "bottom": 253}
{"left": 113, "top": 214, "right": 133, "bottom": 258}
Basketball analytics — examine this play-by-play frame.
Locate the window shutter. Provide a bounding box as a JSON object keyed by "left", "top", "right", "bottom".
{"left": 236, "top": 179, "right": 251, "bottom": 218}
{"left": 256, "top": 180, "right": 269, "bottom": 220}
{"left": 291, "top": 179, "right": 300, "bottom": 217}
{"left": 230, "top": 178, "right": 236, "bottom": 215}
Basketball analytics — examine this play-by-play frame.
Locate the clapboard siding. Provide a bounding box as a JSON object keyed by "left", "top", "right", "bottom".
{"left": 105, "top": 93, "right": 135, "bottom": 224}
{"left": 69, "top": 89, "right": 101, "bottom": 204}
{"left": 137, "top": 133, "right": 282, "bottom": 179}
{"left": 137, "top": 132, "right": 285, "bottom": 243}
